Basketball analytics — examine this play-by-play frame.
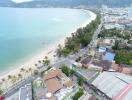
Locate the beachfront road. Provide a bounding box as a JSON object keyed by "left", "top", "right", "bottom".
{"left": 4, "top": 75, "right": 38, "bottom": 98}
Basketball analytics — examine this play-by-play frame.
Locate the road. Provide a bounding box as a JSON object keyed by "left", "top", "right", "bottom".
{"left": 89, "top": 18, "right": 103, "bottom": 48}
{"left": 4, "top": 75, "right": 38, "bottom": 98}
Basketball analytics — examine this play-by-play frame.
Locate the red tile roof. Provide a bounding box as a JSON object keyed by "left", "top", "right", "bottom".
{"left": 45, "top": 78, "right": 62, "bottom": 93}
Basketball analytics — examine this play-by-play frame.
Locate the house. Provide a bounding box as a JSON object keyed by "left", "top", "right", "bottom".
{"left": 81, "top": 57, "right": 91, "bottom": 68}
{"left": 112, "top": 64, "right": 132, "bottom": 74}
{"left": 91, "top": 60, "right": 112, "bottom": 71}
{"left": 103, "top": 52, "right": 115, "bottom": 62}
{"left": 33, "top": 68, "right": 77, "bottom": 100}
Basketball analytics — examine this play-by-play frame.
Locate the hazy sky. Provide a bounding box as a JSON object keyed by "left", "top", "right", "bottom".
{"left": 12, "top": 0, "right": 33, "bottom": 3}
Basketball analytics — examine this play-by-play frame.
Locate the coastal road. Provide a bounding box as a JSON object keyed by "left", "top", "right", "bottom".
{"left": 4, "top": 75, "right": 38, "bottom": 98}
{"left": 89, "top": 18, "right": 103, "bottom": 48}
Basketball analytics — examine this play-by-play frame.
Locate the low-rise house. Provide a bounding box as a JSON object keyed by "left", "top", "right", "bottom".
{"left": 112, "top": 64, "right": 132, "bottom": 75}
{"left": 98, "top": 47, "right": 107, "bottom": 53}
{"left": 33, "top": 68, "right": 77, "bottom": 100}
{"left": 80, "top": 57, "right": 91, "bottom": 68}
{"left": 99, "top": 38, "right": 115, "bottom": 49}
{"left": 103, "top": 52, "right": 115, "bottom": 62}
{"left": 90, "top": 60, "right": 112, "bottom": 71}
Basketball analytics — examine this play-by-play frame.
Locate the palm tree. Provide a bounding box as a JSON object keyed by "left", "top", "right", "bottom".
{"left": 20, "top": 68, "right": 25, "bottom": 73}
{"left": 2, "top": 78, "right": 5, "bottom": 83}
{"left": 18, "top": 74, "right": 22, "bottom": 81}
{"left": 11, "top": 76, "right": 17, "bottom": 85}
{"left": 56, "top": 44, "right": 62, "bottom": 57}
{"left": 0, "top": 88, "right": 3, "bottom": 95}
{"left": 35, "top": 64, "right": 38, "bottom": 67}
{"left": 43, "top": 56, "right": 50, "bottom": 66}
{"left": 25, "top": 70, "right": 29, "bottom": 77}
{"left": 28, "top": 67, "right": 32, "bottom": 75}
{"left": 38, "top": 60, "right": 41, "bottom": 63}
{"left": 8, "top": 75, "right": 12, "bottom": 80}
{"left": 1, "top": 78, "right": 6, "bottom": 90}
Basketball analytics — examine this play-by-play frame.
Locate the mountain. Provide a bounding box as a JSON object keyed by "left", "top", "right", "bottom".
{"left": 0, "top": 0, "right": 15, "bottom": 6}
{"left": 0, "top": 0, "right": 132, "bottom": 8}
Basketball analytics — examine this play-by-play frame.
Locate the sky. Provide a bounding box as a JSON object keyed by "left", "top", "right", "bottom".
{"left": 12, "top": 0, "right": 33, "bottom": 3}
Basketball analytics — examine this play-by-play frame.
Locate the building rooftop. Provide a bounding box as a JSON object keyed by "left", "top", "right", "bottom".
{"left": 92, "top": 72, "right": 132, "bottom": 99}
{"left": 45, "top": 78, "right": 62, "bottom": 93}
{"left": 91, "top": 60, "right": 112, "bottom": 70}
{"left": 81, "top": 57, "right": 91, "bottom": 65}
{"left": 19, "top": 83, "right": 32, "bottom": 100}
{"left": 33, "top": 68, "right": 76, "bottom": 100}
{"left": 64, "top": 80, "right": 75, "bottom": 88}
{"left": 103, "top": 52, "right": 115, "bottom": 61}
{"left": 98, "top": 47, "right": 107, "bottom": 53}
{"left": 43, "top": 70, "right": 63, "bottom": 81}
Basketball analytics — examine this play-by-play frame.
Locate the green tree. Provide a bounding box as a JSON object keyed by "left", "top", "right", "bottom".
{"left": 77, "top": 76, "right": 84, "bottom": 86}
{"left": 0, "top": 88, "right": 3, "bottom": 95}
{"left": 72, "top": 88, "right": 84, "bottom": 100}
{"left": 70, "top": 69, "right": 76, "bottom": 81}
{"left": 112, "top": 40, "right": 119, "bottom": 50}
{"left": 59, "top": 15, "right": 101, "bottom": 57}
{"left": 114, "top": 51, "right": 132, "bottom": 65}
{"left": 61, "top": 65, "right": 71, "bottom": 76}
{"left": 43, "top": 56, "right": 50, "bottom": 66}
{"left": 56, "top": 44, "right": 63, "bottom": 57}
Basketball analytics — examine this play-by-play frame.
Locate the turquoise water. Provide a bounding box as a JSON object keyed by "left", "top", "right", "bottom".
{"left": 0, "top": 8, "right": 90, "bottom": 72}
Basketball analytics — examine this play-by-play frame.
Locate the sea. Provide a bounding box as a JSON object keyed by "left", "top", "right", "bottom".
{"left": 0, "top": 8, "right": 91, "bottom": 72}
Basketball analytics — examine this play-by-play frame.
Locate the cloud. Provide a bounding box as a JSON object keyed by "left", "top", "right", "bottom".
{"left": 12, "top": 0, "right": 33, "bottom": 3}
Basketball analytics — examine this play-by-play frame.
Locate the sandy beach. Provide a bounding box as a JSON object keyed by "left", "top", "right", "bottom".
{"left": 0, "top": 10, "right": 96, "bottom": 88}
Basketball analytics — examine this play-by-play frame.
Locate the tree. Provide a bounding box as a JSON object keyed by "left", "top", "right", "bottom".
{"left": 77, "top": 76, "right": 84, "bottom": 86}
{"left": 18, "top": 74, "right": 22, "bottom": 81}
{"left": 61, "top": 65, "right": 71, "bottom": 76}
{"left": 2, "top": 78, "right": 5, "bottom": 83}
{"left": 25, "top": 70, "right": 29, "bottom": 77}
{"left": 114, "top": 51, "right": 132, "bottom": 65}
{"left": 43, "top": 56, "right": 50, "bottom": 66}
{"left": 8, "top": 75, "right": 12, "bottom": 80}
{"left": 56, "top": 44, "right": 63, "bottom": 57}
{"left": 11, "top": 76, "right": 17, "bottom": 84}
{"left": 72, "top": 88, "right": 84, "bottom": 100}
{"left": 112, "top": 40, "right": 119, "bottom": 50}
{"left": 20, "top": 68, "right": 25, "bottom": 73}
{"left": 0, "top": 88, "right": 3, "bottom": 95}
{"left": 29, "top": 67, "right": 32, "bottom": 75}
{"left": 70, "top": 69, "right": 76, "bottom": 81}
{"left": 59, "top": 15, "right": 101, "bottom": 57}
{"left": 38, "top": 60, "right": 41, "bottom": 64}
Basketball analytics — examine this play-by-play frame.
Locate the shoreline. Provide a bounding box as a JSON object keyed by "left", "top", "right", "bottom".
{"left": 0, "top": 10, "right": 96, "bottom": 81}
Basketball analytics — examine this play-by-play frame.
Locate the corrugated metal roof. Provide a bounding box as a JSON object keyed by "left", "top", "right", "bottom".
{"left": 92, "top": 72, "right": 132, "bottom": 99}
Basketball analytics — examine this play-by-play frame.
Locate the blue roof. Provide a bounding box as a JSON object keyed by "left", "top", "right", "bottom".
{"left": 98, "top": 47, "right": 106, "bottom": 52}
{"left": 103, "top": 52, "right": 115, "bottom": 61}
